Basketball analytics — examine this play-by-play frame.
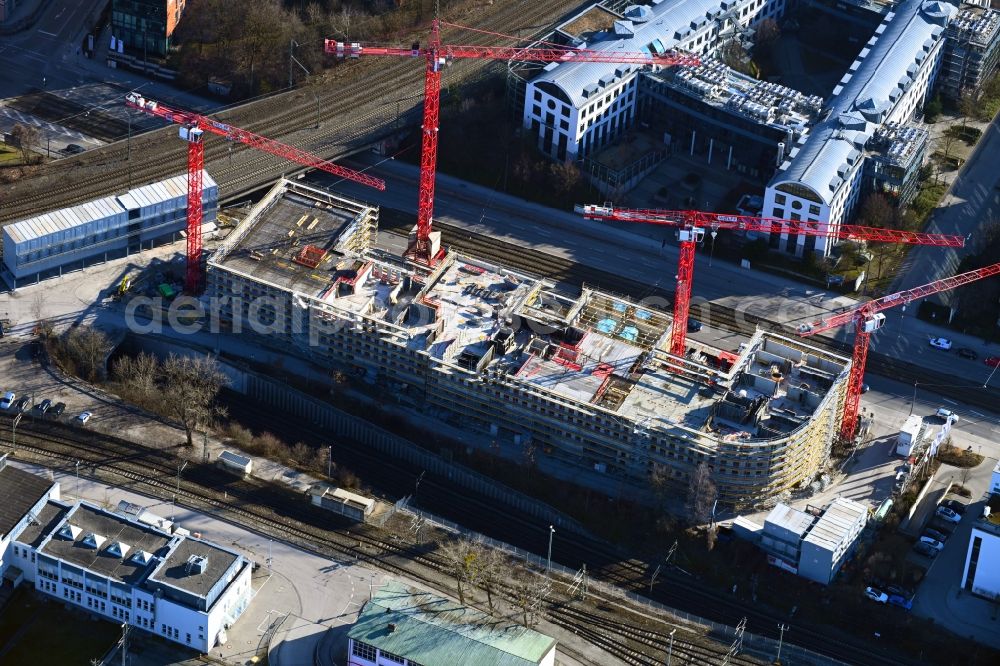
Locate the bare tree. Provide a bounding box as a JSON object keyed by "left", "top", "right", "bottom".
{"left": 63, "top": 327, "right": 113, "bottom": 382}
{"left": 473, "top": 547, "right": 508, "bottom": 614}
{"left": 959, "top": 466, "right": 973, "bottom": 488}
{"left": 159, "top": 354, "right": 228, "bottom": 447}
{"left": 685, "top": 463, "right": 717, "bottom": 526}
{"left": 510, "top": 572, "right": 551, "bottom": 628}
{"left": 705, "top": 525, "right": 718, "bottom": 552}
{"left": 859, "top": 193, "right": 900, "bottom": 282}
{"left": 113, "top": 351, "right": 160, "bottom": 403}
{"left": 650, "top": 462, "right": 672, "bottom": 510}
{"left": 959, "top": 89, "right": 979, "bottom": 126}
{"left": 11, "top": 123, "right": 39, "bottom": 164}
{"left": 440, "top": 537, "right": 480, "bottom": 605}
{"left": 754, "top": 18, "right": 781, "bottom": 47}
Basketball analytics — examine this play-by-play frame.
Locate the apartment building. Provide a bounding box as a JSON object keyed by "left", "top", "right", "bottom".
{"left": 939, "top": 6, "right": 1000, "bottom": 100}
{"left": 763, "top": 0, "right": 957, "bottom": 257}
{"left": 0, "top": 456, "right": 60, "bottom": 583}
{"left": 112, "top": 0, "right": 187, "bottom": 57}
{"left": 207, "top": 179, "right": 851, "bottom": 507}
{"left": 522, "top": 0, "right": 787, "bottom": 162}
{"left": 961, "top": 505, "right": 1000, "bottom": 599}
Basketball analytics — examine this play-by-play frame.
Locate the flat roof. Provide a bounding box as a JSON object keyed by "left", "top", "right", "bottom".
{"left": 38, "top": 503, "right": 172, "bottom": 586}
{"left": 0, "top": 462, "right": 54, "bottom": 538}
{"left": 349, "top": 581, "right": 555, "bottom": 666}
{"left": 803, "top": 497, "right": 868, "bottom": 551}
{"left": 147, "top": 536, "right": 239, "bottom": 598}
{"left": 15, "top": 500, "right": 68, "bottom": 548}
{"left": 765, "top": 503, "right": 815, "bottom": 538}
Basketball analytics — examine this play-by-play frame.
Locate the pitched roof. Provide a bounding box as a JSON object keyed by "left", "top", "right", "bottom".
{"left": 0, "top": 463, "right": 54, "bottom": 538}
{"left": 802, "top": 497, "right": 868, "bottom": 551}
{"left": 348, "top": 581, "right": 556, "bottom": 666}
{"left": 770, "top": 0, "right": 957, "bottom": 203}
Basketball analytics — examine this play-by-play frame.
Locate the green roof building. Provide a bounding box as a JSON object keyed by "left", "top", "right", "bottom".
{"left": 347, "top": 581, "right": 557, "bottom": 666}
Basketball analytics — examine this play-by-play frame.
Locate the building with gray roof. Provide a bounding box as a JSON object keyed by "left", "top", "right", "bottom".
{"left": 940, "top": 6, "right": 1000, "bottom": 100}
{"left": 799, "top": 496, "right": 869, "bottom": 584}
{"left": 348, "top": 581, "right": 557, "bottom": 666}
{"left": 2, "top": 170, "right": 218, "bottom": 285}
{"left": 13, "top": 496, "right": 251, "bottom": 653}
{"left": 521, "top": 0, "right": 787, "bottom": 161}
{"left": 763, "top": 0, "right": 957, "bottom": 257}
{"left": 0, "top": 455, "right": 60, "bottom": 585}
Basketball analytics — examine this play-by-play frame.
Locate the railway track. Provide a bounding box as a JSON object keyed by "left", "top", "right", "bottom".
{"left": 0, "top": 415, "right": 761, "bottom": 665}
{"left": 0, "top": 0, "right": 583, "bottom": 225}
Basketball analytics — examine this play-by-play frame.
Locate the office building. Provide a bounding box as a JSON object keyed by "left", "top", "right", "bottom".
{"left": 940, "top": 6, "right": 1000, "bottom": 100}
{"left": 0, "top": 455, "right": 60, "bottom": 584}
{"left": 521, "top": 0, "right": 788, "bottom": 162}
{"left": 207, "top": 179, "right": 851, "bottom": 507}
{"left": 348, "top": 581, "right": 557, "bottom": 666}
{"left": 112, "top": 0, "right": 187, "bottom": 57}
{"left": 2, "top": 171, "right": 217, "bottom": 286}
{"left": 961, "top": 505, "right": 1000, "bottom": 599}
{"left": 763, "top": 0, "right": 957, "bottom": 257}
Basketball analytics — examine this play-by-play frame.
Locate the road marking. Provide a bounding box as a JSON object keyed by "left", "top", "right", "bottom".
{"left": 942, "top": 398, "right": 958, "bottom": 405}
{"left": 969, "top": 410, "right": 985, "bottom": 417}
{"left": 37, "top": 30, "right": 57, "bottom": 36}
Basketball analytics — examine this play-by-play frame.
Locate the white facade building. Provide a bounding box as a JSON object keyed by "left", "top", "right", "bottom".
{"left": 798, "top": 497, "right": 869, "bottom": 585}
{"left": 0, "top": 456, "right": 60, "bottom": 585}
{"left": 763, "top": 0, "right": 957, "bottom": 257}
{"left": 524, "top": 0, "right": 786, "bottom": 161}
{"left": 12, "top": 498, "right": 251, "bottom": 653}
{"left": 2, "top": 171, "right": 218, "bottom": 284}
{"left": 961, "top": 512, "right": 1000, "bottom": 599}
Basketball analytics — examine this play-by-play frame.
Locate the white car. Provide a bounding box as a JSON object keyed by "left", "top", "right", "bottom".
{"left": 864, "top": 587, "right": 889, "bottom": 603}
{"left": 936, "top": 506, "right": 961, "bottom": 523}
{"left": 929, "top": 337, "right": 953, "bottom": 350}
{"left": 919, "top": 536, "right": 945, "bottom": 551}
{"left": 0, "top": 392, "right": 13, "bottom": 409}
{"left": 75, "top": 411, "right": 92, "bottom": 425}
{"left": 936, "top": 407, "right": 959, "bottom": 423}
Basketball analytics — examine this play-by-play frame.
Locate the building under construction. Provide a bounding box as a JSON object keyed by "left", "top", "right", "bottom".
{"left": 207, "top": 179, "right": 850, "bottom": 507}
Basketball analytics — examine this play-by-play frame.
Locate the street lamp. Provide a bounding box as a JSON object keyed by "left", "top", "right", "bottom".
{"left": 546, "top": 525, "right": 555, "bottom": 573}
{"left": 667, "top": 628, "right": 676, "bottom": 665}
{"left": 776, "top": 623, "right": 789, "bottom": 663}
{"left": 172, "top": 460, "right": 188, "bottom": 521}
{"left": 709, "top": 229, "right": 718, "bottom": 267}
{"left": 909, "top": 381, "right": 918, "bottom": 416}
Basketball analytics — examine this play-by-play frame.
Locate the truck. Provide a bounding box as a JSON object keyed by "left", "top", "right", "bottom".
{"left": 896, "top": 414, "right": 924, "bottom": 456}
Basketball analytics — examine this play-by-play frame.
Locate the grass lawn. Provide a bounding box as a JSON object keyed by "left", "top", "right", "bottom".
{"left": 0, "top": 588, "right": 119, "bottom": 666}
{"left": 0, "top": 145, "right": 23, "bottom": 165}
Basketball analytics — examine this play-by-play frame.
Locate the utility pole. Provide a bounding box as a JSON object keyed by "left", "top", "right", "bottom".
{"left": 173, "top": 460, "right": 188, "bottom": 520}
{"left": 327, "top": 445, "right": 333, "bottom": 481}
{"left": 667, "top": 628, "right": 676, "bottom": 666}
{"left": 776, "top": 623, "right": 789, "bottom": 664}
{"left": 11, "top": 412, "right": 21, "bottom": 450}
{"left": 909, "top": 381, "right": 918, "bottom": 416}
{"left": 649, "top": 564, "right": 661, "bottom": 594}
{"left": 546, "top": 525, "right": 555, "bottom": 573}
{"left": 120, "top": 622, "right": 129, "bottom": 666}
{"left": 75, "top": 460, "right": 81, "bottom": 498}
{"left": 414, "top": 470, "right": 425, "bottom": 497}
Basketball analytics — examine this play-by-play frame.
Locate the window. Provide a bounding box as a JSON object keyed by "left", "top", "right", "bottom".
{"left": 774, "top": 194, "right": 786, "bottom": 205}
{"left": 351, "top": 641, "right": 377, "bottom": 661}
{"left": 791, "top": 200, "right": 802, "bottom": 210}
{"left": 772, "top": 208, "right": 785, "bottom": 219}
{"left": 381, "top": 651, "right": 405, "bottom": 664}
{"left": 809, "top": 204, "right": 821, "bottom": 216}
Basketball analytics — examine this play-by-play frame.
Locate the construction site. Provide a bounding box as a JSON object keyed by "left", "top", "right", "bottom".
{"left": 208, "top": 178, "right": 850, "bottom": 507}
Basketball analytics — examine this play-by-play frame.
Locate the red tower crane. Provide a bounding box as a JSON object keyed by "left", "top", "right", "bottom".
{"left": 799, "top": 262, "right": 1000, "bottom": 441}
{"left": 125, "top": 93, "right": 386, "bottom": 293}
{"left": 325, "top": 20, "right": 699, "bottom": 264}
{"left": 576, "top": 205, "right": 967, "bottom": 357}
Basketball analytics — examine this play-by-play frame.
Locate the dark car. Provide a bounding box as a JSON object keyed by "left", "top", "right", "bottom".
{"left": 64, "top": 144, "right": 85, "bottom": 155}
{"left": 913, "top": 542, "right": 939, "bottom": 558}
{"left": 12, "top": 397, "right": 29, "bottom": 413}
{"left": 941, "top": 499, "right": 967, "bottom": 515}
{"left": 957, "top": 348, "right": 979, "bottom": 360}
{"left": 50, "top": 402, "right": 66, "bottom": 417}
{"left": 35, "top": 399, "right": 51, "bottom": 414}
{"left": 886, "top": 584, "right": 913, "bottom": 599}
{"left": 924, "top": 528, "right": 948, "bottom": 543}
{"left": 888, "top": 594, "right": 912, "bottom": 610}
{"left": 687, "top": 319, "right": 703, "bottom": 333}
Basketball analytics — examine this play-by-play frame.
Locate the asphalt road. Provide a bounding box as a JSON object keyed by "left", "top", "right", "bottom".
{"left": 894, "top": 115, "right": 1000, "bottom": 297}
{"left": 312, "top": 155, "right": 1000, "bottom": 387}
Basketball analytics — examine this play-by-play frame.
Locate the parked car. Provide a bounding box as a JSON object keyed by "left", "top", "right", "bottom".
{"left": 50, "top": 402, "right": 66, "bottom": 417}
{"left": 888, "top": 594, "right": 913, "bottom": 610}
{"left": 941, "top": 499, "right": 967, "bottom": 515}
{"left": 0, "top": 392, "right": 14, "bottom": 409}
{"left": 861, "top": 383, "right": 870, "bottom": 393}
{"left": 924, "top": 528, "right": 948, "bottom": 543}
{"left": 929, "top": 337, "right": 953, "bottom": 350}
{"left": 886, "top": 584, "right": 913, "bottom": 599}
{"left": 12, "top": 397, "right": 29, "bottom": 413}
{"left": 75, "top": 411, "right": 92, "bottom": 425}
{"left": 797, "top": 323, "right": 814, "bottom": 333}
{"left": 864, "top": 587, "right": 889, "bottom": 603}
{"left": 913, "top": 542, "right": 940, "bottom": 558}
{"left": 919, "top": 536, "right": 945, "bottom": 551}
{"left": 957, "top": 348, "right": 979, "bottom": 360}
{"left": 687, "top": 319, "right": 703, "bottom": 333}
{"left": 986, "top": 356, "right": 1000, "bottom": 368}
{"left": 63, "top": 143, "right": 85, "bottom": 155}
{"left": 936, "top": 506, "right": 962, "bottom": 523}
{"left": 34, "top": 399, "right": 51, "bottom": 414}
{"left": 936, "top": 407, "right": 959, "bottom": 422}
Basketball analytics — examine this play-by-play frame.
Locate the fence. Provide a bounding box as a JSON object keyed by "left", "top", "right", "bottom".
{"left": 244, "top": 372, "right": 591, "bottom": 536}
{"left": 402, "top": 502, "right": 850, "bottom": 666}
